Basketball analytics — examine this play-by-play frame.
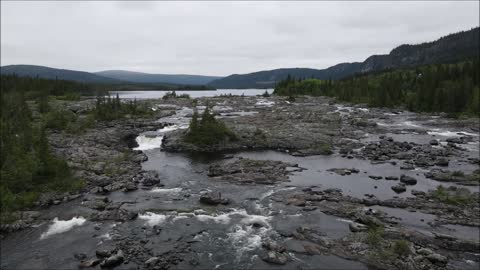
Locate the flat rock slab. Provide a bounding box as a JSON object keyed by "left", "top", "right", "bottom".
{"left": 208, "top": 158, "right": 302, "bottom": 185}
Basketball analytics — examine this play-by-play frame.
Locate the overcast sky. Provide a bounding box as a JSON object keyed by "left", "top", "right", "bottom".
{"left": 1, "top": 1, "right": 478, "bottom": 76}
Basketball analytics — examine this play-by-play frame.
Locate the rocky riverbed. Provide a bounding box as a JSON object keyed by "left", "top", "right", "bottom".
{"left": 1, "top": 94, "right": 479, "bottom": 270}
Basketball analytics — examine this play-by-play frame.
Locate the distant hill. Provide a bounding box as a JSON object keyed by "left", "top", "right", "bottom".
{"left": 95, "top": 70, "right": 221, "bottom": 86}
{"left": 209, "top": 27, "right": 479, "bottom": 88}
{"left": 0, "top": 65, "right": 121, "bottom": 84}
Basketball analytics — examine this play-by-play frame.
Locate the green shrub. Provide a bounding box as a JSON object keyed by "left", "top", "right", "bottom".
{"left": 65, "top": 114, "right": 95, "bottom": 134}
{"left": 185, "top": 106, "right": 237, "bottom": 146}
{"left": 44, "top": 109, "right": 77, "bottom": 130}
{"left": 366, "top": 226, "right": 384, "bottom": 247}
{"left": 392, "top": 240, "right": 411, "bottom": 257}
{"left": 452, "top": 171, "right": 465, "bottom": 177}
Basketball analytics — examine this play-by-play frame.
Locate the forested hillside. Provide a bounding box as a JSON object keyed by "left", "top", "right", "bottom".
{"left": 210, "top": 27, "right": 479, "bottom": 89}
{"left": 274, "top": 59, "right": 479, "bottom": 116}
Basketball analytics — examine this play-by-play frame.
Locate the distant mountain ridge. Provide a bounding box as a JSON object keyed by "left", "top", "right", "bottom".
{"left": 209, "top": 27, "right": 479, "bottom": 88}
{"left": 2, "top": 27, "right": 478, "bottom": 89}
{"left": 95, "top": 70, "right": 220, "bottom": 86}
{"left": 0, "top": 65, "right": 121, "bottom": 84}
{"left": 0, "top": 65, "right": 220, "bottom": 86}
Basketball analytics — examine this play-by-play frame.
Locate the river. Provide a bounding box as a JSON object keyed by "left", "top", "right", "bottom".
{"left": 1, "top": 95, "right": 479, "bottom": 269}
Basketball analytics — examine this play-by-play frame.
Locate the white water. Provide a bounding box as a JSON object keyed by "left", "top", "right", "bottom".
{"left": 133, "top": 135, "right": 164, "bottom": 151}
{"left": 150, "top": 187, "right": 183, "bottom": 193}
{"left": 427, "top": 129, "right": 479, "bottom": 137}
{"left": 40, "top": 217, "right": 86, "bottom": 239}
{"left": 255, "top": 99, "right": 275, "bottom": 107}
{"left": 138, "top": 212, "right": 168, "bottom": 226}
{"left": 134, "top": 123, "right": 187, "bottom": 151}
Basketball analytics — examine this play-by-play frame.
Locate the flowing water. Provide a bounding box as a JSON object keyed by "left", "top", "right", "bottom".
{"left": 1, "top": 98, "right": 479, "bottom": 269}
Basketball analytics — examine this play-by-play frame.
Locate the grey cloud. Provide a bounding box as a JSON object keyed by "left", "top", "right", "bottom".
{"left": 1, "top": 1, "right": 478, "bottom": 76}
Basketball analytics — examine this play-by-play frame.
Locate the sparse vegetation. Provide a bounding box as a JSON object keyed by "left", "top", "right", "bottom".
{"left": 162, "top": 91, "right": 190, "bottom": 100}
{"left": 392, "top": 240, "right": 411, "bottom": 257}
{"left": 365, "top": 226, "right": 384, "bottom": 246}
{"left": 431, "top": 185, "right": 473, "bottom": 205}
{"left": 452, "top": 170, "right": 465, "bottom": 177}
{"left": 93, "top": 94, "right": 153, "bottom": 121}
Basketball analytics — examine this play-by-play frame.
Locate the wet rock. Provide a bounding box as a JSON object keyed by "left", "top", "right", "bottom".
{"left": 349, "top": 222, "right": 368, "bottom": 232}
{"left": 400, "top": 162, "right": 415, "bottom": 170}
{"left": 392, "top": 183, "right": 407, "bottom": 193}
{"left": 327, "top": 168, "right": 359, "bottom": 176}
{"left": 411, "top": 190, "right": 426, "bottom": 196}
{"left": 199, "top": 192, "right": 230, "bottom": 205}
{"left": 142, "top": 171, "right": 160, "bottom": 186}
{"left": 369, "top": 175, "right": 383, "bottom": 180}
{"left": 426, "top": 253, "right": 448, "bottom": 265}
{"left": 446, "top": 137, "right": 464, "bottom": 144}
{"left": 145, "top": 257, "right": 159, "bottom": 266}
{"left": 91, "top": 208, "right": 138, "bottom": 222}
{"left": 96, "top": 249, "right": 112, "bottom": 258}
{"left": 287, "top": 197, "right": 306, "bottom": 207}
{"left": 124, "top": 182, "right": 138, "bottom": 192}
{"left": 208, "top": 158, "right": 297, "bottom": 185}
{"left": 100, "top": 250, "right": 124, "bottom": 268}
{"left": 79, "top": 258, "right": 102, "bottom": 268}
{"left": 416, "top": 248, "right": 433, "bottom": 256}
{"left": 400, "top": 175, "right": 417, "bottom": 185}
{"left": 74, "top": 253, "right": 87, "bottom": 260}
{"left": 385, "top": 176, "right": 399, "bottom": 180}
{"left": 429, "top": 140, "right": 439, "bottom": 146}
{"left": 435, "top": 158, "right": 449, "bottom": 167}
{"left": 261, "top": 251, "right": 288, "bottom": 265}
{"left": 323, "top": 188, "right": 342, "bottom": 194}
{"left": 355, "top": 214, "right": 382, "bottom": 227}
{"left": 262, "top": 241, "right": 286, "bottom": 253}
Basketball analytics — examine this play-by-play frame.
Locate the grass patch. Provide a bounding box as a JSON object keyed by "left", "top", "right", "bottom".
{"left": 452, "top": 171, "right": 465, "bottom": 177}
{"left": 431, "top": 185, "right": 473, "bottom": 205}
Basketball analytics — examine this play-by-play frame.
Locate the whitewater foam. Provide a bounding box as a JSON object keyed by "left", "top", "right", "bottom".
{"left": 150, "top": 187, "right": 183, "bottom": 193}
{"left": 138, "top": 212, "right": 168, "bottom": 226}
{"left": 40, "top": 217, "right": 86, "bottom": 239}
{"left": 133, "top": 135, "right": 163, "bottom": 151}
{"left": 427, "top": 129, "right": 478, "bottom": 137}
{"left": 255, "top": 99, "right": 275, "bottom": 107}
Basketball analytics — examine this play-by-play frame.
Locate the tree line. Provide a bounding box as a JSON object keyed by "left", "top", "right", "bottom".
{"left": 0, "top": 75, "right": 152, "bottom": 218}
{"left": 1, "top": 78, "right": 85, "bottom": 218}
{"left": 274, "top": 59, "right": 479, "bottom": 116}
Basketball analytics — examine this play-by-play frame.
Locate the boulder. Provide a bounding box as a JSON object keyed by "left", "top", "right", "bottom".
{"left": 262, "top": 241, "right": 286, "bottom": 253}
{"left": 100, "top": 250, "right": 124, "bottom": 268}
{"left": 435, "top": 158, "right": 449, "bottom": 167}
{"left": 349, "top": 222, "right": 368, "bottom": 232}
{"left": 400, "top": 175, "right": 417, "bottom": 185}
{"left": 429, "top": 140, "right": 439, "bottom": 146}
{"left": 124, "top": 182, "right": 138, "bottom": 192}
{"left": 392, "top": 183, "right": 407, "bottom": 193}
{"left": 426, "top": 253, "right": 448, "bottom": 265}
{"left": 199, "top": 192, "right": 230, "bottom": 205}
{"left": 261, "top": 251, "right": 288, "bottom": 265}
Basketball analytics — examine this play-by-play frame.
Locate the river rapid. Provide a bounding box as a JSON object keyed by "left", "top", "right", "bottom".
{"left": 1, "top": 94, "right": 479, "bottom": 270}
